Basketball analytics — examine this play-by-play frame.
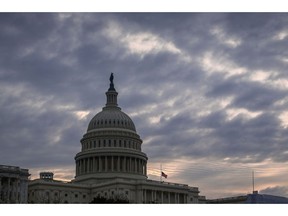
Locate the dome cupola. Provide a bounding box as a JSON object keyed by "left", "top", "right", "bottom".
{"left": 87, "top": 73, "right": 136, "bottom": 132}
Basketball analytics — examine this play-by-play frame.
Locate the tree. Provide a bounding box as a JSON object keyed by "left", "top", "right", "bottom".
{"left": 90, "top": 194, "right": 129, "bottom": 204}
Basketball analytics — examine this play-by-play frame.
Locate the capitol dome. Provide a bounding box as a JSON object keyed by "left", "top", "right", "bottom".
{"left": 74, "top": 73, "right": 148, "bottom": 184}
{"left": 87, "top": 108, "right": 136, "bottom": 132}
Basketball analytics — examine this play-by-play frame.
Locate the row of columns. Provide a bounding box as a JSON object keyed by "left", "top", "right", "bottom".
{"left": 0, "top": 177, "right": 21, "bottom": 203}
{"left": 142, "top": 189, "right": 187, "bottom": 204}
{"left": 76, "top": 156, "right": 147, "bottom": 176}
{"left": 82, "top": 139, "right": 141, "bottom": 151}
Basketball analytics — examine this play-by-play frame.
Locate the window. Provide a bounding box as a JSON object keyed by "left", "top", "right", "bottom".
{"left": 65, "top": 194, "right": 68, "bottom": 197}
{"left": 75, "top": 194, "right": 78, "bottom": 198}
{"left": 83, "top": 195, "right": 86, "bottom": 199}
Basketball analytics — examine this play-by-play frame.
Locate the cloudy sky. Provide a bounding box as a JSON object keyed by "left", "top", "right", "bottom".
{"left": 1, "top": 13, "right": 288, "bottom": 199}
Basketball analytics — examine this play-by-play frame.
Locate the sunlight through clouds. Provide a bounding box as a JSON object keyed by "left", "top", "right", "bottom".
{"left": 200, "top": 51, "right": 247, "bottom": 77}
{"left": 226, "top": 108, "right": 262, "bottom": 121}
{"left": 210, "top": 26, "right": 242, "bottom": 48}
{"left": 104, "top": 20, "right": 183, "bottom": 58}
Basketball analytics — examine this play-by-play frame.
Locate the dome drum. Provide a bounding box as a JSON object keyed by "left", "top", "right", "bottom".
{"left": 75, "top": 154, "right": 148, "bottom": 181}
{"left": 80, "top": 135, "right": 143, "bottom": 152}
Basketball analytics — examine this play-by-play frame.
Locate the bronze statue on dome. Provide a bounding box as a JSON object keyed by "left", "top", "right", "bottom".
{"left": 109, "top": 73, "right": 114, "bottom": 85}
{"left": 109, "top": 73, "right": 115, "bottom": 91}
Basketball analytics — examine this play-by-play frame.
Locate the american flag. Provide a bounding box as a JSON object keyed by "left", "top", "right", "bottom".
{"left": 161, "top": 171, "right": 167, "bottom": 178}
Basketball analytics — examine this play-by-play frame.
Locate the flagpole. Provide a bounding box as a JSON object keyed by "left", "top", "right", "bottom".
{"left": 252, "top": 170, "right": 255, "bottom": 192}
{"left": 160, "top": 164, "right": 162, "bottom": 182}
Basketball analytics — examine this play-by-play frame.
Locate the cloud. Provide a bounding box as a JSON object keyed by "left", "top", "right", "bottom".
{"left": 1, "top": 13, "right": 288, "bottom": 199}
{"left": 260, "top": 186, "right": 288, "bottom": 198}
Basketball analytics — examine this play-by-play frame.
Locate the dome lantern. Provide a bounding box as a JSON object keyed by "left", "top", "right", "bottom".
{"left": 105, "top": 73, "right": 119, "bottom": 108}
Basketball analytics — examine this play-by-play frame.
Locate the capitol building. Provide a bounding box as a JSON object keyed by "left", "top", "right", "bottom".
{"left": 27, "top": 74, "right": 205, "bottom": 204}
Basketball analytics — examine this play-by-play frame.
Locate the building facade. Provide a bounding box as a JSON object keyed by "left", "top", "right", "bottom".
{"left": 28, "top": 74, "right": 205, "bottom": 204}
{"left": 207, "top": 191, "right": 288, "bottom": 204}
{"left": 0, "top": 165, "right": 30, "bottom": 203}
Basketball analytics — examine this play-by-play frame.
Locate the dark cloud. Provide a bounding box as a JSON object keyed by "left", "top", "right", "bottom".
{"left": 1, "top": 13, "right": 288, "bottom": 199}
{"left": 206, "top": 75, "right": 288, "bottom": 111}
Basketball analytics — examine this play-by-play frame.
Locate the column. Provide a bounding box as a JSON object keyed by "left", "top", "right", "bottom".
{"left": 161, "top": 191, "right": 163, "bottom": 204}
{"left": 78, "top": 160, "right": 81, "bottom": 174}
{"left": 76, "top": 160, "right": 80, "bottom": 175}
{"left": 87, "top": 158, "right": 90, "bottom": 172}
{"left": 16, "top": 179, "right": 19, "bottom": 203}
{"left": 111, "top": 156, "right": 114, "bottom": 171}
{"left": 123, "top": 157, "right": 126, "bottom": 172}
{"left": 10, "top": 178, "right": 14, "bottom": 202}
{"left": 90, "top": 157, "right": 92, "bottom": 172}
{"left": 81, "top": 159, "right": 83, "bottom": 174}
{"left": 134, "top": 158, "right": 136, "bottom": 173}
{"left": 168, "top": 192, "right": 170, "bottom": 204}
{"left": 177, "top": 193, "right": 179, "bottom": 203}
{"left": 117, "top": 156, "right": 120, "bottom": 172}
{"left": 130, "top": 157, "right": 132, "bottom": 173}
{"left": 7, "top": 178, "right": 10, "bottom": 202}
{"left": 99, "top": 157, "right": 102, "bottom": 172}
{"left": 105, "top": 156, "right": 108, "bottom": 172}
{"left": 91, "top": 157, "right": 93, "bottom": 172}
{"left": 93, "top": 157, "right": 96, "bottom": 172}
{"left": 83, "top": 159, "right": 85, "bottom": 173}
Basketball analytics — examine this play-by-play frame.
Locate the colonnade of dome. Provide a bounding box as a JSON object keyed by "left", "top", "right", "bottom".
{"left": 76, "top": 155, "right": 147, "bottom": 176}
